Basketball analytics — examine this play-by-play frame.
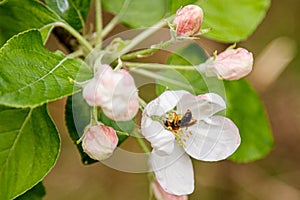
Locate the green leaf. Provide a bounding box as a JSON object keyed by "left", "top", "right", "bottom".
{"left": 197, "top": 0, "right": 271, "bottom": 42}
{"left": 45, "top": 0, "right": 91, "bottom": 30}
{"left": 65, "top": 93, "right": 134, "bottom": 164}
{"left": 161, "top": 43, "right": 273, "bottom": 162}
{"left": 225, "top": 80, "right": 274, "bottom": 162}
{"left": 167, "top": 42, "right": 208, "bottom": 65}
{"left": 0, "top": 29, "right": 92, "bottom": 108}
{"left": 102, "top": 0, "right": 269, "bottom": 42}
{"left": 156, "top": 43, "right": 215, "bottom": 96}
{"left": 0, "top": 105, "right": 60, "bottom": 200}
{"left": 102, "top": 0, "right": 168, "bottom": 28}
{"left": 15, "top": 182, "right": 46, "bottom": 200}
{"left": 39, "top": 26, "right": 54, "bottom": 45}
{"left": 0, "top": 0, "right": 62, "bottom": 46}
{"left": 167, "top": 0, "right": 196, "bottom": 14}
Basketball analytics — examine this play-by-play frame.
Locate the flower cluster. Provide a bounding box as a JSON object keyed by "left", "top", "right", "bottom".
{"left": 78, "top": 3, "right": 253, "bottom": 198}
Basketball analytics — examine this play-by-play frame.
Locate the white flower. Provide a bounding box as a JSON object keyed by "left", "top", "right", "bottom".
{"left": 141, "top": 90, "right": 240, "bottom": 195}
{"left": 83, "top": 64, "right": 139, "bottom": 121}
{"left": 82, "top": 124, "right": 118, "bottom": 161}
{"left": 198, "top": 48, "right": 253, "bottom": 80}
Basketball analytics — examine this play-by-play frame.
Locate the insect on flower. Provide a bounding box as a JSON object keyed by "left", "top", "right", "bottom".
{"left": 164, "top": 109, "right": 197, "bottom": 131}
{"left": 141, "top": 90, "right": 241, "bottom": 195}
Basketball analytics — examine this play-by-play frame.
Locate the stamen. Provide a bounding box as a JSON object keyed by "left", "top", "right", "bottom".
{"left": 162, "top": 109, "right": 197, "bottom": 147}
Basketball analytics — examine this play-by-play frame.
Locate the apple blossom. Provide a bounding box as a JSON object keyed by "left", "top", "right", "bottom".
{"left": 152, "top": 179, "right": 188, "bottom": 200}
{"left": 141, "top": 90, "right": 240, "bottom": 195}
{"left": 82, "top": 124, "right": 118, "bottom": 161}
{"left": 197, "top": 48, "right": 253, "bottom": 80}
{"left": 82, "top": 64, "right": 139, "bottom": 121}
{"left": 173, "top": 5, "right": 204, "bottom": 37}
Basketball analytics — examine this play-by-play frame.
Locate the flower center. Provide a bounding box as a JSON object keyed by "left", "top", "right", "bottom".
{"left": 164, "top": 109, "right": 197, "bottom": 146}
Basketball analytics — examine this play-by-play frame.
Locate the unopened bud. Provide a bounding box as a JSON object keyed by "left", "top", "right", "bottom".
{"left": 82, "top": 125, "right": 118, "bottom": 161}
{"left": 82, "top": 64, "right": 139, "bottom": 121}
{"left": 198, "top": 48, "right": 253, "bottom": 80}
{"left": 173, "top": 5, "right": 204, "bottom": 37}
{"left": 152, "top": 180, "right": 188, "bottom": 200}
{"left": 102, "top": 68, "right": 139, "bottom": 121}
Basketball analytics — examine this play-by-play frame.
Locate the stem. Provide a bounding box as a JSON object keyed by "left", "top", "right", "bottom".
{"left": 101, "top": 17, "right": 118, "bottom": 38}
{"left": 101, "top": 0, "right": 130, "bottom": 38}
{"left": 132, "top": 129, "right": 154, "bottom": 200}
{"left": 94, "top": 106, "right": 99, "bottom": 124}
{"left": 66, "top": 49, "right": 84, "bottom": 59}
{"left": 125, "top": 61, "right": 196, "bottom": 70}
{"left": 95, "top": 0, "right": 103, "bottom": 49}
{"left": 55, "top": 22, "right": 93, "bottom": 53}
{"left": 138, "top": 97, "right": 147, "bottom": 109}
{"left": 130, "top": 68, "right": 193, "bottom": 91}
{"left": 132, "top": 130, "right": 150, "bottom": 154}
{"left": 76, "top": 6, "right": 86, "bottom": 36}
{"left": 113, "top": 58, "right": 123, "bottom": 71}
{"left": 148, "top": 183, "right": 154, "bottom": 200}
{"left": 121, "top": 39, "right": 175, "bottom": 60}
{"left": 88, "top": 106, "right": 99, "bottom": 126}
{"left": 116, "top": 17, "right": 172, "bottom": 58}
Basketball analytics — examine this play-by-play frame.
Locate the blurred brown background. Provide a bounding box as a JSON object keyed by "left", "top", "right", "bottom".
{"left": 45, "top": 0, "right": 300, "bottom": 199}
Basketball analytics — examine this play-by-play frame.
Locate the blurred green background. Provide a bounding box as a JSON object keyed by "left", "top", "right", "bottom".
{"left": 45, "top": 0, "right": 300, "bottom": 199}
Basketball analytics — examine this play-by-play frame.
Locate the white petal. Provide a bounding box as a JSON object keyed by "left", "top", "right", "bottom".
{"left": 141, "top": 115, "right": 175, "bottom": 155}
{"left": 177, "top": 93, "right": 226, "bottom": 120}
{"left": 141, "top": 90, "right": 189, "bottom": 155}
{"left": 150, "top": 143, "right": 194, "bottom": 195}
{"left": 152, "top": 130, "right": 175, "bottom": 156}
{"left": 145, "top": 90, "right": 189, "bottom": 116}
{"left": 184, "top": 116, "right": 240, "bottom": 161}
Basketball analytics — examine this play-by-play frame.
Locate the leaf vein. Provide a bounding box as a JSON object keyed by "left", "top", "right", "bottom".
{"left": 15, "top": 56, "right": 69, "bottom": 94}
{"left": 0, "top": 108, "right": 33, "bottom": 175}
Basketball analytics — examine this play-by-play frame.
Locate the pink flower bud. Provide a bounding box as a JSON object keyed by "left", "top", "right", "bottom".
{"left": 198, "top": 48, "right": 254, "bottom": 80}
{"left": 82, "top": 64, "right": 139, "bottom": 121}
{"left": 82, "top": 125, "right": 118, "bottom": 161}
{"left": 152, "top": 180, "right": 188, "bottom": 200}
{"left": 173, "top": 5, "right": 203, "bottom": 37}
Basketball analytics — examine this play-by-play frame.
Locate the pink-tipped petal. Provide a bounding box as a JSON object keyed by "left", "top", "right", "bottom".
{"left": 173, "top": 5, "right": 204, "bottom": 37}
{"left": 82, "top": 125, "right": 118, "bottom": 161}
{"left": 152, "top": 179, "right": 188, "bottom": 200}
{"left": 82, "top": 77, "right": 100, "bottom": 106}
{"left": 83, "top": 64, "right": 139, "bottom": 121}
{"left": 200, "top": 48, "right": 253, "bottom": 80}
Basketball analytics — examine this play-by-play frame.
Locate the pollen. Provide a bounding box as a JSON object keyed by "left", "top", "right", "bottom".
{"left": 164, "top": 110, "right": 196, "bottom": 147}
